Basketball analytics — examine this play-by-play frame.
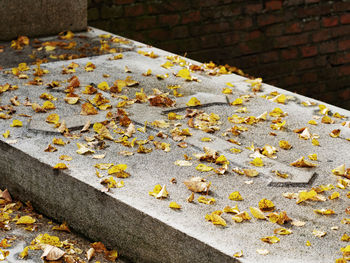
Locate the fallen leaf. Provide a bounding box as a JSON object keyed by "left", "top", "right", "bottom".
{"left": 41, "top": 244, "right": 65, "bottom": 261}
{"left": 259, "top": 198, "right": 275, "bottom": 212}
{"left": 198, "top": 196, "right": 216, "bottom": 204}
{"left": 250, "top": 207, "right": 266, "bottom": 220}
{"left": 290, "top": 156, "right": 317, "bottom": 168}
{"left": 312, "top": 229, "right": 326, "bottom": 237}
{"left": 16, "top": 215, "right": 36, "bottom": 225}
{"left": 183, "top": 177, "right": 211, "bottom": 193}
{"left": 186, "top": 97, "right": 201, "bottom": 106}
{"left": 86, "top": 247, "right": 95, "bottom": 261}
{"left": 261, "top": 236, "right": 280, "bottom": 244}
{"left": 169, "top": 201, "right": 181, "bottom": 209}
{"left": 229, "top": 191, "right": 243, "bottom": 201}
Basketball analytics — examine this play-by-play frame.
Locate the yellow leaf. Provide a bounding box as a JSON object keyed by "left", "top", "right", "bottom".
{"left": 169, "top": 201, "right": 181, "bottom": 209}
{"left": 314, "top": 208, "right": 335, "bottom": 215}
{"left": 329, "top": 191, "right": 340, "bottom": 200}
{"left": 105, "top": 249, "right": 118, "bottom": 261}
{"left": 108, "top": 164, "right": 128, "bottom": 174}
{"left": 223, "top": 205, "right": 240, "bottom": 214}
{"left": 176, "top": 68, "right": 192, "bottom": 80}
{"left": 290, "top": 156, "right": 317, "bottom": 168}
{"left": 231, "top": 98, "right": 243, "bottom": 106}
{"left": 308, "top": 120, "right": 317, "bottom": 125}
{"left": 258, "top": 198, "right": 275, "bottom": 212}
{"left": 250, "top": 157, "right": 264, "bottom": 167}
{"left": 205, "top": 211, "right": 226, "bottom": 226}
{"left": 230, "top": 148, "right": 241, "bottom": 153}
{"left": 308, "top": 153, "right": 317, "bottom": 161}
{"left": 229, "top": 191, "right": 243, "bottom": 201}
{"left": 76, "top": 143, "right": 95, "bottom": 155}
{"left": 52, "top": 138, "right": 65, "bottom": 146}
{"left": 196, "top": 164, "right": 213, "bottom": 172}
{"left": 19, "top": 246, "right": 29, "bottom": 259}
{"left": 332, "top": 164, "right": 346, "bottom": 176}
{"left": 312, "top": 138, "right": 320, "bottom": 146}
{"left": 16, "top": 215, "right": 36, "bottom": 225}
{"left": 250, "top": 207, "right": 266, "bottom": 220}
{"left": 42, "top": 101, "right": 55, "bottom": 110}
{"left": 198, "top": 196, "right": 216, "bottom": 205}
{"left": 45, "top": 114, "right": 60, "bottom": 125}
{"left": 97, "top": 81, "right": 110, "bottom": 91}
{"left": 2, "top": 130, "right": 10, "bottom": 138}
{"left": 52, "top": 222, "right": 70, "bottom": 232}
{"left": 261, "top": 236, "right": 280, "bottom": 244}
{"left": 341, "top": 234, "right": 350, "bottom": 242}
{"left": 243, "top": 169, "right": 259, "bottom": 177}
{"left": 279, "top": 140, "right": 292, "bottom": 150}
{"left": 53, "top": 163, "right": 68, "bottom": 170}
{"left": 274, "top": 227, "right": 292, "bottom": 235}
{"left": 95, "top": 163, "right": 114, "bottom": 170}
{"left": 232, "top": 211, "right": 251, "bottom": 223}
{"left": 161, "top": 61, "right": 174, "bottom": 69}
{"left": 233, "top": 250, "right": 243, "bottom": 258}
{"left": 306, "top": 240, "right": 311, "bottom": 246}
{"left": 222, "top": 87, "right": 232, "bottom": 94}
{"left": 330, "top": 129, "right": 341, "bottom": 138}
{"left": 10, "top": 119, "right": 22, "bottom": 127}
{"left": 186, "top": 97, "right": 201, "bottom": 106}
{"left": 201, "top": 137, "right": 212, "bottom": 142}
{"left": 297, "top": 189, "right": 318, "bottom": 204}
{"left": 149, "top": 185, "right": 168, "bottom": 199}
{"left": 59, "top": 155, "right": 72, "bottom": 161}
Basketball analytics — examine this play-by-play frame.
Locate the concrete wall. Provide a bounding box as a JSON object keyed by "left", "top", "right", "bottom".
{"left": 0, "top": 0, "right": 87, "bottom": 41}
{"left": 88, "top": 0, "right": 350, "bottom": 109}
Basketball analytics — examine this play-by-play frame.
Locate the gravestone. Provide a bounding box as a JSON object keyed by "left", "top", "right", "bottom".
{"left": 0, "top": 28, "right": 350, "bottom": 262}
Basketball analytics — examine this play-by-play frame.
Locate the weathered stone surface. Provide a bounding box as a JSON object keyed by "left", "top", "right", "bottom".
{"left": 0, "top": 28, "right": 350, "bottom": 262}
{"left": 0, "top": 0, "right": 87, "bottom": 41}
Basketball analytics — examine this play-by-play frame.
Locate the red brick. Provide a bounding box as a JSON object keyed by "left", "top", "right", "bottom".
{"left": 283, "top": 75, "right": 300, "bottom": 86}
{"left": 115, "top": 0, "right": 134, "bottom": 4}
{"left": 334, "top": 2, "right": 350, "bottom": 12}
{"left": 170, "top": 25, "right": 189, "bottom": 39}
{"left": 233, "top": 17, "right": 253, "bottom": 29}
{"left": 305, "top": 0, "right": 320, "bottom": 3}
{"left": 319, "top": 40, "right": 337, "bottom": 54}
{"left": 265, "top": 24, "right": 284, "bottom": 36}
{"left": 301, "top": 45, "right": 318, "bottom": 57}
{"left": 341, "top": 14, "right": 350, "bottom": 24}
{"left": 312, "top": 29, "right": 331, "bottom": 42}
{"left": 147, "top": 28, "right": 169, "bottom": 41}
{"left": 182, "top": 11, "right": 201, "bottom": 24}
{"left": 222, "top": 32, "right": 240, "bottom": 46}
{"left": 134, "top": 16, "right": 157, "bottom": 30}
{"left": 159, "top": 14, "right": 180, "bottom": 27}
{"left": 261, "top": 51, "right": 279, "bottom": 63}
{"left": 245, "top": 3, "right": 263, "bottom": 14}
{"left": 199, "top": 34, "right": 221, "bottom": 49}
{"left": 283, "top": 0, "right": 303, "bottom": 6}
{"left": 257, "top": 14, "right": 284, "bottom": 27}
{"left": 329, "top": 53, "right": 350, "bottom": 65}
{"left": 266, "top": 1, "right": 282, "bottom": 11}
{"left": 163, "top": 1, "right": 190, "bottom": 12}
{"left": 302, "top": 72, "right": 318, "bottom": 83}
{"left": 338, "top": 65, "right": 350, "bottom": 76}
{"left": 339, "top": 39, "right": 350, "bottom": 51}
{"left": 286, "top": 22, "right": 302, "bottom": 34}
{"left": 322, "top": 16, "right": 338, "bottom": 27}
{"left": 303, "top": 20, "right": 320, "bottom": 31}
{"left": 331, "top": 25, "right": 350, "bottom": 38}
{"left": 274, "top": 32, "right": 309, "bottom": 48}
{"left": 244, "top": 30, "right": 262, "bottom": 41}
{"left": 339, "top": 88, "right": 350, "bottom": 100}
{"left": 281, "top": 48, "right": 299, "bottom": 60}
{"left": 239, "top": 43, "right": 254, "bottom": 55}
{"left": 124, "top": 3, "right": 145, "bottom": 17}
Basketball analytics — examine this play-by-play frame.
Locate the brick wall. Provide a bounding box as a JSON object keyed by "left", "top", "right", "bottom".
{"left": 88, "top": 0, "right": 350, "bottom": 109}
